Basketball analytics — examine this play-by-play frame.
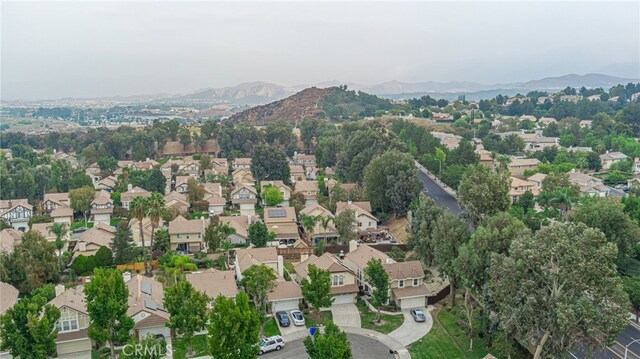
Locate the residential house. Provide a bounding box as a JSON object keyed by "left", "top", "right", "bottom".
{"left": 0, "top": 282, "right": 18, "bottom": 315}
{"left": 161, "top": 168, "right": 172, "bottom": 194}
{"left": 51, "top": 206, "right": 74, "bottom": 226}
{"left": 560, "top": 95, "right": 580, "bottom": 102}
{"left": 0, "top": 199, "right": 32, "bottom": 232}
{"left": 168, "top": 216, "right": 206, "bottom": 254}
{"left": 164, "top": 191, "right": 190, "bottom": 214}
{"left": 509, "top": 177, "right": 539, "bottom": 203}
{"left": 506, "top": 158, "right": 540, "bottom": 178}
{"left": 159, "top": 140, "right": 218, "bottom": 157}
{"left": 294, "top": 252, "right": 358, "bottom": 305}
{"left": 95, "top": 176, "right": 117, "bottom": 192}
{"left": 31, "top": 222, "right": 57, "bottom": 241}
{"left": 587, "top": 94, "right": 602, "bottom": 101}
{"left": 294, "top": 180, "right": 319, "bottom": 205}
{"left": 177, "top": 157, "right": 200, "bottom": 177}
{"left": 601, "top": 152, "right": 629, "bottom": 170}
{"left": 518, "top": 115, "right": 536, "bottom": 122}
{"left": 292, "top": 153, "right": 317, "bottom": 168}
{"left": 289, "top": 165, "right": 305, "bottom": 183}
{"left": 300, "top": 204, "right": 337, "bottom": 244}
{"left": 0, "top": 228, "right": 22, "bottom": 254}
{"left": 431, "top": 132, "right": 460, "bottom": 150}
{"left": 90, "top": 192, "right": 113, "bottom": 225}
{"left": 476, "top": 148, "right": 494, "bottom": 167}
{"left": 231, "top": 185, "right": 258, "bottom": 216}
{"left": 232, "top": 168, "right": 254, "bottom": 186}
{"left": 527, "top": 173, "right": 547, "bottom": 191}
{"left": 203, "top": 183, "right": 225, "bottom": 215}
{"left": 235, "top": 247, "right": 283, "bottom": 282}
{"left": 125, "top": 273, "right": 171, "bottom": 342}
{"left": 131, "top": 158, "right": 160, "bottom": 171}
{"left": 48, "top": 285, "right": 92, "bottom": 359}
{"left": 521, "top": 134, "right": 559, "bottom": 154}
{"left": 384, "top": 261, "right": 429, "bottom": 309}
{"left": 219, "top": 215, "right": 252, "bottom": 245}
{"left": 538, "top": 117, "right": 557, "bottom": 126}
{"left": 260, "top": 180, "right": 292, "bottom": 206}
{"left": 343, "top": 243, "right": 390, "bottom": 291}
{"left": 120, "top": 186, "right": 151, "bottom": 210}
{"left": 186, "top": 269, "right": 238, "bottom": 307}
{"left": 233, "top": 157, "right": 252, "bottom": 170}
{"left": 209, "top": 158, "right": 230, "bottom": 176}
{"left": 129, "top": 217, "right": 154, "bottom": 247}
{"left": 175, "top": 176, "right": 191, "bottom": 194}
{"left": 305, "top": 167, "right": 319, "bottom": 180}
{"left": 568, "top": 171, "right": 609, "bottom": 197}
{"left": 263, "top": 207, "right": 300, "bottom": 246}
{"left": 336, "top": 201, "right": 378, "bottom": 232}
{"left": 579, "top": 120, "right": 593, "bottom": 128}
{"left": 42, "top": 192, "right": 70, "bottom": 214}
{"left": 431, "top": 112, "right": 454, "bottom": 122}
{"left": 74, "top": 223, "right": 116, "bottom": 258}
{"left": 268, "top": 278, "right": 303, "bottom": 313}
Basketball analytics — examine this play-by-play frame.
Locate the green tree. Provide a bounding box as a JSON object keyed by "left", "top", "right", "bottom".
{"left": 85, "top": 268, "right": 135, "bottom": 358}
{"left": 152, "top": 228, "right": 170, "bottom": 253}
{"left": 457, "top": 165, "right": 510, "bottom": 226}
{"left": 95, "top": 246, "right": 113, "bottom": 267}
{"left": 248, "top": 221, "right": 274, "bottom": 248}
{"left": 129, "top": 196, "right": 150, "bottom": 276}
{"left": 69, "top": 186, "right": 94, "bottom": 227}
{"left": 146, "top": 192, "right": 165, "bottom": 259}
{"left": 162, "top": 254, "right": 198, "bottom": 285}
{"left": 623, "top": 276, "right": 640, "bottom": 323}
{"left": 207, "top": 292, "right": 260, "bottom": 358}
{"left": 434, "top": 148, "right": 446, "bottom": 174}
{"left": 111, "top": 221, "right": 136, "bottom": 265}
{"left": 364, "top": 259, "right": 389, "bottom": 322}
{"left": 304, "top": 321, "right": 352, "bottom": 359}
{"left": 204, "top": 216, "right": 236, "bottom": 251}
{"left": 178, "top": 127, "right": 192, "bottom": 148}
{"left": 0, "top": 292, "right": 60, "bottom": 359}
{"left": 489, "top": 223, "right": 629, "bottom": 358}
{"left": 334, "top": 208, "right": 356, "bottom": 244}
{"left": 98, "top": 156, "right": 118, "bottom": 173}
{"left": 301, "top": 264, "right": 333, "bottom": 314}
{"left": 146, "top": 169, "right": 167, "bottom": 194}
{"left": 239, "top": 264, "right": 277, "bottom": 334}
{"left": 262, "top": 185, "right": 284, "bottom": 206}
{"left": 68, "top": 171, "right": 93, "bottom": 190}
{"left": 186, "top": 178, "right": 205, "bottom": 204}
{"left": 164, "top": 280, "right": 209, "bottom": 357}
{"left": 364, "top": 150, "right": 422, "bottom": 216}
{"left": 431, "top": 212, "right": 470, "bottom": 307}
{"left": 0, "top": 231, "right": 58, "bottom": 293}
{"left": 48, "top": 222, "right": 68, "bottom": 272}
{"left": 250, "top": 143, "right": 290, "bottom": 183}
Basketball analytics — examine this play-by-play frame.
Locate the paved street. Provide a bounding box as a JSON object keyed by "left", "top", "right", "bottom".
{"left": 569, "top": 324, "right": 640, "bottom": 359}
{"left": 260, "top": 333, "right": 396, "bottom": 359}
{"left": 416, "top": 165, "right": 462, "bottom": 215}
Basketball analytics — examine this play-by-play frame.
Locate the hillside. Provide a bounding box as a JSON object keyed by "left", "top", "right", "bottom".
{"left": 228, "top": 87, "right": 338, "bottom": 125}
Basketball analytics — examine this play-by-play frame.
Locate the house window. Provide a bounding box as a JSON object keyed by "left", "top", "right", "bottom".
{"left": 399, "top": 280, "right": 405, "bottom": 288}
{"left": 177, "top": 234, "right": 181, "bottom": 239}
{"left": 413, "top": 278, "right": 419, "bottom": 286}
{"left": 333, "top": 276, "right": 338, "bottom": 286}
{"left": 57, "top": 309, "right": 79, "bottom": 333}
{"left": 339, "top": 275, "right": 344, "bottom": 285}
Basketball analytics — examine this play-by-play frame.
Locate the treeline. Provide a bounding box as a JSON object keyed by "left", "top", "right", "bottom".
{"left": 320, "top": 86, "right": 393, "bottom": 120}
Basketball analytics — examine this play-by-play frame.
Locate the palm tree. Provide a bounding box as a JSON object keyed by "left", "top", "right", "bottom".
{"left": 163, "top": 255, "right": 197, "bottom": 285}
{"left": 147, "top": 192, "right": 166, "bottom": 273}
{"left": 130, "top": 196, "right": 150, "bottom": 276}
{"left": 221, "top": 239, "right": 233, "bottom": 269}
{"left": 549, "top": 188, "right": 574, "bottom": 220}
{"left": 319, "top": 216, "right": 334, "bottom": 246}
{"left": 300, "top": 213, "right": 320, "bottom": 249}
{"left": 49, "top": 223, "right": 68, "bottom": 272}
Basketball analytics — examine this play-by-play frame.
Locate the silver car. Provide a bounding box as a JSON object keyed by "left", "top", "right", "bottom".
{"left": 410, "top": 308, "right": 426, "bottom": 322}
{"left": 258, "top": 335, "right": 285, "bottom": 355}
{"left": 290, "top": 310, "right": 305, "bottom": 326}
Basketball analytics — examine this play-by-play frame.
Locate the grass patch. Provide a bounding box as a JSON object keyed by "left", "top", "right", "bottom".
{"left": 171, "top": 334, "right": 208, "bottom": 359}
{"left": 70, "top": 220, "right": 93, "bottom": 231}
{"left": 357, "top": 299, "right": 404, "bottom": 334}
{"left": 409, "top": 306, "right": 528, "bottom": 359}
{"left": 264, "top": 317, "right": 282, "bottom": 337}
{"left": 305, "top": 310, "right": 333, "bottom": 328}
{"left": 110, "top": 217, "right": 126, "bottom": 227}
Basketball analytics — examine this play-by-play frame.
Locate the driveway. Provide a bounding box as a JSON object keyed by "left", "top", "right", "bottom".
{"left": 388, "top": 307, "right": 433, "bottom": 346}
{"left": 276, "top": 315, "right": 308, "bottom": 341}
{"left": 330, "top": 303, "right": 361, "bottom": 328}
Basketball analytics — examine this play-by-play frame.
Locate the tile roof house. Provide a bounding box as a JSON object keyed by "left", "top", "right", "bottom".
{"left": 294, "top": 252, "right": 358, "bottom": 304}
{"left": 268, "top": 278, "right": 303, "bottom": 313}
{"left": 219, "top": 215, "right": 253, "bottom": 245}
{"left": 160, "top": 140, "right": 218, "bottom": 157}
{"left": 50, "top": 207, "right": 74, "bottom": 227}
{"left": 120, "top": 186, "right": 152, "bottom": 210}
{"left": 74, "top": 223, "right": 116, "bottom": 258}
{"left": 235, "top": 247, "right": 283, "bottom": 282}
{"left": 336, "top": 201, "right": 378, "bottom": 232}
{"left": 383, "top": 261, "right": 430, "bottom": 309}
{"left": 263, "top": 207, "right": 300, "bottom": 246}
{"left": 600, "top": 152, "right": 629, "bottom": 170}
{"left": 232, "top": 157, "right": 252, "bottom": 170}
{"left": 95, "top": 175, "right": 117, "bottom": 192}
{"left": 164, "top": 191, "right": 190, "bottom": 214}
{"left": 294, "top": 180, "right": 319, "bottom": 205}
{"left": 300, "top": 204, "right": 337, "bottom": 244}
{"left": 174, "top": 176, "right": 192, "bottom": 194}
{"left": 509, "top": 177, "right": 539, "bottom": 203}
{"left": 208, "top": 158, "right": 229, "bottom": 176}
{"left": 506, "top": 158, "right": 540, "bottom": 178}
{"left": 538, "top": 117, "right": 557, "bottom": 126}
{"left": 203, "top": 183, "right": 226, "bottom": 216}
{"left": 90, "top": 190, "right": 113, "bottom": 225}
{"left": 186, "top": 269, "right": 238, "bottom": 307}
{"left": 42, "top": 192, "right": 70, "bottom": 213}
{"left": 0, "top": 282, "right": 19, "bottom": 315}
{"left": 129, "top": 217, "right": 154, "bottom": 247}
{"left": 292, "top": 153, "right": 317, "bottom": 168}
{"left": 289, "top": 165, "right": 305, "bottom": 183}
{"left": 232, "top": 168, "right": 254, "bottom": 186}
{"left": 125, "top": 273, "right": 171, "bottom": 342}
{"left": 231, "top": 185, "right": 258, "bottom": 216}
{"left": 31, "top": 222, "right": 58, "bottom": 241}
{"left": 0, "top": 228, "right": 23, "bottom": 254}
{"left": 48, "top": 285, "right": 92, "bottom": 359}
{"left": 260, "top": 181, "right": 292, "bottom": 206}
{"left": 168, "top": 216, "right": 206, "bottom": 254}
{"left": 0, "top": 199, "right": 32, "bottom": 232}
{"left": 343, "top": 243, "right": 390, "bottom": 289}
{"left": 527, "top": 173, "right": 547, "bottom": 190}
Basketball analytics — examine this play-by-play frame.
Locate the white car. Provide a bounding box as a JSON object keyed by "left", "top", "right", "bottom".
{"left": 290, "top": 310, "right": 305, "bottom": 326}
{"left": 258, "top": 335, "right": 285, "bottom": 355}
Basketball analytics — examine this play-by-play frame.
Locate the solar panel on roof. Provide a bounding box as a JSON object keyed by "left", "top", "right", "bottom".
{"left": 141, "top": 280, "right": 152, "bottom": 295}
{"left": 144, "top": 300, "right": 156, "bottom": 310}
{"left": 268, "top": 209, "right": 286, "bottom": 218}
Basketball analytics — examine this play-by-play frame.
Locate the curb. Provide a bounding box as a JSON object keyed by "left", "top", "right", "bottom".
{"left": 341, "top": 326, "right": 411, "bottom": 359}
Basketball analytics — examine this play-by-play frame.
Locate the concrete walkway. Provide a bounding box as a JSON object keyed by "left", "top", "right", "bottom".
{"left": 388, "top": 307, "right": 434, "bottom": 346}
{"left": 331, "top": 303, "right": 361, "bottom": 328}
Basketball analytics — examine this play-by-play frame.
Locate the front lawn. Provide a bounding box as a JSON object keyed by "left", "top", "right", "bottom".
{"left": 305, "top": 310, "right": 333, "bottom": 328}
{"left": 264, "top": 317, "right": 282, "bottom": 337}
{"left": 357, "top": 299, "right": 404, "bottom": 334}
{"left": 171, "top": 334, "right": 208, "bottom": 359}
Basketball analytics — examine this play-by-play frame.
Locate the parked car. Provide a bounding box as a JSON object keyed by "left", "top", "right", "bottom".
{"left": 275, "top": 311, "right": 290, "bottom": 327}
{"left": 410, "top": 308, "right": 426, "bottom": 322}
{"left": 258, "top": 336, "right": 285, "bottom": 355}
{"left": 290, "top": 310, "right": 305, "bottom": 326}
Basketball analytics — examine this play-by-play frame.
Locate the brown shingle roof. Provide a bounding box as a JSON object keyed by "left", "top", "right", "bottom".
{"left": 294, "top": 181, "right": 319, "bottom": 193}
{"left": 330, "top": 283, "right": 359, "bottom": 295}
{"left": 220, "top": 216, "right": 250, "bottom": 239}
{"left": 51, "top": 206, "right": 74, "bottom": 218}
{"left": 168, "top": 216, "right": 205, "bottom": 235}
{"left": 391, "top": 284, "right": 430, "bottom": 299}
{"left": 186, "top": 269, "right": 238, "bottom": 299}
{"left": 294, "top": 252, "right": 353, "bottom": 280}
{"left": 383, "top": 261, "right": 425, "bottom": 280}
{"left": 236, "top": 247, "right": 279, "bottom": 273}
{"left": 49, "top": 285, "right": 87, "bottom": 314}
{"left": 0, "top": 229, "right": 23, "bottom": 253}
{"left": 0, "top": 282, "right": 19, "bottom": 315}
{"left": 268, "top": 279, "right": 303, "bottom": 301}
{"left": 126, "top": 274, "right": 169, "bottom": 321}
{"left": 344, "top": 245, "right": 391, "bottom": 270}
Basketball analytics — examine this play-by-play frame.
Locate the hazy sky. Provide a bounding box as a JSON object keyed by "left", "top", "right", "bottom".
{"left": 2, "top": 1, "right": 639, "bottom": 100}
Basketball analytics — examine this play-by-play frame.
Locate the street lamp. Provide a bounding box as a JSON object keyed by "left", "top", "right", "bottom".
{"left": 625, "top": 338, "right": 640, "bottom": 359}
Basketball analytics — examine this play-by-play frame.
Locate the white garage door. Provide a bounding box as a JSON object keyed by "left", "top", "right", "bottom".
{"left": 332, "top": 293, "right": 355, "bottom": 305}
{"left": 400, "top": 296, "right": 426, "bottom": 309}
{"left": 272, "top": 299, "right": 299, "bottom": 313}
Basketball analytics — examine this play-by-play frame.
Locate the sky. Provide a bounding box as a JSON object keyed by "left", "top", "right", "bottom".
{"left": 1, "top": 1, "right": 639, "bottom": 100}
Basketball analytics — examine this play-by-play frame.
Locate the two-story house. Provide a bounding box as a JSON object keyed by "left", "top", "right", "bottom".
{"left": 300, "top": 204, "right": 337, "bottom": 244}
{"left": 0, "top": 199, "right": 32, "bottom": 232}
{"left": 232, "top": 168, "right": 254, "bottom": 186}
{"left": 73, "top": 223, "right": 116, "bottom": 259}
{"left": 90, "top": 191, "right": 113, "bottom": 225}
{"left": 384, "top": 261, "right": 429, "bottom": 309}
{"left": 219, "top": 215, "right": 252, "bottom": 245}
{"left": 292, "top": 153, "right": 317, "bottom": 168}
{"left": 527, "top": 173, "right": 547, "bottom": 191}
{"left": 343, "top": 243, "right": 391, "bottom": 291}
{"left": 260, "top": 181, "right": 292, "bottom": 206}
{"left": 125, "top": 273, "right": 171, "bottom": 343}
{"left": 129, "top": 217, "right": 154, "bottom": 247}
{"left": 506, "top": 158, "right": 541, "bottom": 178}
{"left": 289, "top": 165, "right": 305, "bottom": 183}
{"left": 203, "top": 183, "right": 225, "bottom": 215}
{"left": 48, "top": 285, "right": 92, "bottom": 359}
{"left": 231, "top": 185, "right": 258, "bottom": 216}
{"left": 235, "top": 247, "right": 283, "bottom": 282}
{"left": 263, "top": 207, "right": 299, "bottom": 246}
{"left": 168, "top": 216, "right": 205, "bottom": 254}
{"left": 509, "top": 177, "right": 539, "bottom": 203}
{"left": 174, "top": 176, "right": 191, "bottom": 194}
{"left": 120, "top": 186, "right": 151, "bottom": 210}
{"left": 294, "top": 252, "right": 358, "bottom": 305}
{"left": 164, "top": 191, "right": 190, "bottom": 214}
{"left": 232, "top": 157, "right": 252, "bottom": 170}
{"left": 42, "top": 192, "right": 70, "bottom": 214}
{"left": 294, "top": 180, "right": 319, "bottom": 205}
{"left": 336, "top": 201, "right": 378, "bottom": 232}
{"left": 600, "top": 152, "right": 628, "bottom": 170}
{"left": 186, "top": 269, "right": 238, "bottom": 308}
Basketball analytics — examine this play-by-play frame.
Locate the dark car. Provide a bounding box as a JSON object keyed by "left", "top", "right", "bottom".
{"left": 410, "top": 308, "right": 426, "bottom": 322}
{"left": 275, "top": 311, "right": 290, "bottom": 327}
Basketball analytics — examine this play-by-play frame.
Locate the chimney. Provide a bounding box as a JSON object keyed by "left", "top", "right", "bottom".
{"left": 347, "top": 200, "right": 352, "bottom": 205}
{"left": 127, "top": 183, "right": 133, "bottom": 192}
{"left": 349, "top": 240, "right": 358, "bottom": 253}
{"left": 123, "top": 271, "right": 132, "bottom": 283}
{"left": 55, "top": 284, "right": 65, "bottom": 297}
{"left": 339, "top": 250, "right": 345, "bottom": 260}
{"left": 277, "top": 255, "right": 284, "bottom": 278}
